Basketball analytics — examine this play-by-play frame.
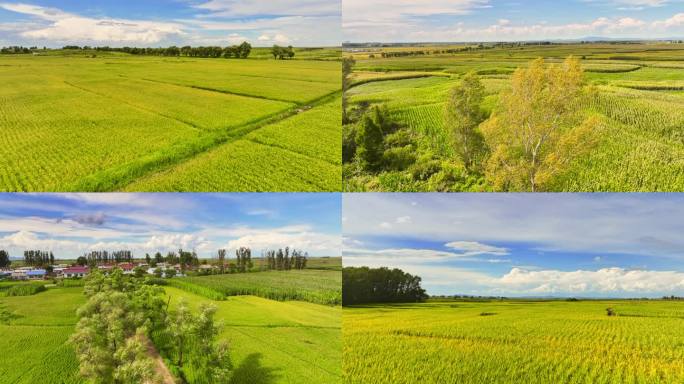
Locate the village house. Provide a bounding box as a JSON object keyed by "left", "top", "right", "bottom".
{"left": 26, "top": 269, "right": 46, "bottom": 280}
{"left": 63, "top": 266, "right": 89, "bottom": 278}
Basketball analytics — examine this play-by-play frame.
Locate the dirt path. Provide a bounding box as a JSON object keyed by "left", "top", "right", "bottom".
{"left": 140, "top": 334, "right": 176, "bottom": 384}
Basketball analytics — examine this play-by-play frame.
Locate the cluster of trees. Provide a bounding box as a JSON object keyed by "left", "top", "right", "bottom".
{"left": 60, "top": 42, "right": 252, "bottom": 59}
{"left": 23, "top": 250, "right": 55, "bottom": 267}
{"left": 234, "top": 247, "right": 253, "bottom": 273}
{"left": 70, "top": 269, "right": 231, "bottom": 383}
{"left": 0, "top": 46, "right": 36, "bottom": 54}
{"left": 344, "top": 56, "right": 599, "bottom": 192}
{"left": 265, "top": 247, "right": 308, "bottom": 271}
{"left": 0, "top": 250, "right": 10, "bottom": 268}
{"left": 80, "top": 250, "right": 133, "bottom": 266}
{"left": 663, "top": 296, "right": 684, "bottom": 300}
{"left": 342, "top": 267, "right": 427, "bottom": 305}
{"left": 271, "top": 45, "right": 295, "bottom": 60}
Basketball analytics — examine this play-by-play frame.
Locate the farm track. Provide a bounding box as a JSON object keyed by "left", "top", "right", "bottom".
{"left": 67, "top": 88, "right": 341, "bottom": 191}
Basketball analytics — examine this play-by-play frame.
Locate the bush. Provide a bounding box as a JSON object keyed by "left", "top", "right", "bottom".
{"left": 383, "top": 146, "right": 416, "bottom": 171}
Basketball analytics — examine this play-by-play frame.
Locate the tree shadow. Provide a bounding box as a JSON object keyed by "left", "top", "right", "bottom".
{"left": 229, "top": 353, "right": 279, "bottom": 384}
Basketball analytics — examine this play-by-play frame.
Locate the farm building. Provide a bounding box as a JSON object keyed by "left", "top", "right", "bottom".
{"left": 63, "top": 266, "right": 89, "bottom": 278}
{"left": 10, "top": 270, "right": 27, "bottom": 280}
{"left": 26, "top": 269, "right": 46, "bottom": 280}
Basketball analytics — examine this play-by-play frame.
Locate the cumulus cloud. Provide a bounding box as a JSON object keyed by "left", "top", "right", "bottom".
{"left": 496, "top": 267, "right": 684, "bottom": 295}
{"left": 343, "top": 194, "right": 684, "bottom": 260}
{"left": 0, "top": 2, "right": 340, "bottom": 46}
{"left": 343, "top": 0, "right": 684, "bottom": 42}
{"left": 0, "top": 3, "right": 184, "bottom": 44}
{"left": 223, "top": 225, "right": 340, "bottom": 255}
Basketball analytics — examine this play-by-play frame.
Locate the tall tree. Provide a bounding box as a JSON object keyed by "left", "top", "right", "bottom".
{"left": 0, "top": 250, "right": 10, "bottom": 268}
{"left": 342, "top": 57, "right": 356, "bottom": 124}
{"left": 355, "top": 108, "right": 385, "bottom": 171}
{"left": 481, "top": 56, "right": 599, "bottom": 191}
{"left": 444, "top": 71, "right": 487, "bottom": 171}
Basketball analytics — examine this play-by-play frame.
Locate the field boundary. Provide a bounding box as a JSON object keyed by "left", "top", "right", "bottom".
{"left": 66, "top": 90, "right": 341, "bottom": 191}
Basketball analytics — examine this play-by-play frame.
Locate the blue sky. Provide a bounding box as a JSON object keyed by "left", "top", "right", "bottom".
{"left": 343, "top": 0, "right": 684, "bottom": 42}
{"left": 0, "top": 0, "right": 341, "bottom": 47}
{"left": 0, "top": 193, "right": 341, "bottom": 259}
{"left": 343, "top": 194, "right": 684, "bottom": 298}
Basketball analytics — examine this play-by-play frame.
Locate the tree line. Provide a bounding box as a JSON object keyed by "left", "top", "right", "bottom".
{"left": 342, "top": 267, "right": 428, "bottom": 305}
{"left": 77, "top": 42, "right": 252, "bottom": 58}
{"left": 265, "top": 247, "right": 308, "bottom": 270}
{"left": 71, "top": 268, "right": 230, "bottom": 383}
{"left": 23, "top": 250, "right": 55, "bottom": 267}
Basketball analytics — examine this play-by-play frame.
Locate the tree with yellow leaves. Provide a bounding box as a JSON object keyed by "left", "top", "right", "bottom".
{"left": 481, "top": 56, "right": 600, "bottom": 191}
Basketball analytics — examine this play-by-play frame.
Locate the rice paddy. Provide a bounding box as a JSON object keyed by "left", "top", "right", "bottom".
{"left": 343, "top": 300, "right": 684, "bottom": 384}
{"left": 344, "top": 43, "right": 684, "bottom": 192}
{"left": 0, "top": 52, "right": 341, "bottom": 192}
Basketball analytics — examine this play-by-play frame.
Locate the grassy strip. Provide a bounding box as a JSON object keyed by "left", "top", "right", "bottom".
{"left": 68, "top": 90, "right": 341, "bottom": 191}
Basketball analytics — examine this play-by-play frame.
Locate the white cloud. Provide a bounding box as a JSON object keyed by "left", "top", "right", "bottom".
{"left": 445, "top": 241, "right": 509, "bottom": 256}
{"left": 223, "top": 225, "right": 340, "bottom": 255}
{"left": 654, "top": 13, "right": 684, "bottom": 27}
{"left": 193, "top": 0, "right": 340, "bottom": 17}
{"left": 0, "top": 3, "right": 184, "bottom": 44}
{"left": 344, "top": 246, "right": 511, "bottom": 264}
{"left": 0, "top": 2, "right": 340, "bottom": 47}
{"left": 396, "top": 216, "right": 412, "bottom": 224}
{"left": 343, "top": 0, "right": 684, "bottom": 42}
{"left": 343, "top": 194, "right": 684, "bottom": 260}
{"left": 497, "top": 267, "right": 684, "bottom": 295}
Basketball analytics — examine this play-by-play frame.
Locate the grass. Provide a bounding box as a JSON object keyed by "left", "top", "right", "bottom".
{"left": 0, "top": 53, "right": 341, "bottom": 192}
{"left": 167, "top": 269, "right": 342, "bottom": 305}
{"left": 0, "top": 287, "right": 85, "bottom": 384}
{"left": 161, "top": 286, "right": 342, "bottom": 384}
{"left": 344, "top": 42, "right": 684, "bottom": 191}
{"left": 343, "top": 300, "right": 684, "bottom": 384}
{"left": 0, "top": 281, "right": 47, "bottom": 297}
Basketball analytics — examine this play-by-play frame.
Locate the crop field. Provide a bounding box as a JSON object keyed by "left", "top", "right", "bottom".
{"left": 163, "top": 286, "right": 342, "bottom": 384}
{"left": 168, "top": 269, "right": 342, "bottom": 305}
{"left": 0, "top": 52, "right": 341, "bottom": 192}
{"left": 343, "top": 300, "right": 684, "bottom": 384}
{"left": 0, "top": 287, "right": 85, "bottom": 384}
{"left": 344, "top": 43, "right": 684, "bottom": 191}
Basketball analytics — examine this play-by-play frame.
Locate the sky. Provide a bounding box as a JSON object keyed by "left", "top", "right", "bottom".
{"left": 0, "top": 193, "right": 341, "bottom": 259}
{"left": 0, "top": 0, "right": 341, "bottom": 47}
{"left": 343, "top": 0, "right": 684, "bottom": 43}
{"left": 343, "top": 194, "right": 684, "bottom": 298}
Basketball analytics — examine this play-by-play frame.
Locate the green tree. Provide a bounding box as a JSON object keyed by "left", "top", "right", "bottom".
{"left": 481, "top": 56, "right": 599, "bottom": 191}
{"left": 444, "top": 71, "right": 487, "bottom": 171}
{"left": 342, "top": 57, "right": 356, "bottom": 124}
{"left": 355, "top": 108, "right": 384, "bottom": 171}
{"left": 0, "top": 250, "right": 10, "bottom": 268}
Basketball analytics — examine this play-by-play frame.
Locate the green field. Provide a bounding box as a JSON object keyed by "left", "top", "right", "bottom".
{"left": 343, "top": 300, "right": 684, "bottom": 384}
{"left": 164, "top": 287, "right": 341, "bottom": 384}
{"left": 0, "top": 287, "right": 85, "bottom": 384}
{"left": 0, "top": 267, "right": 342, "bottom": 384}
{"left": 344, "top": 43, "right": 684, "bottom": 192}
{"left": 0, "top": 52, "right": 341, "bottom": 192}
{"left": 168, "top": 269, "right": 342, "bottom": 305}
